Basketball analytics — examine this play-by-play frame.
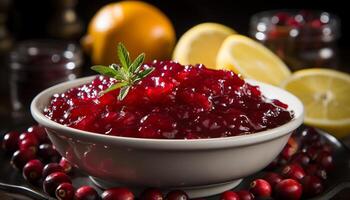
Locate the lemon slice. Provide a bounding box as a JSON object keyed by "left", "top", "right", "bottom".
{"left": 216, "top": 35, "right": 291, "bottom": 86}
{"left": 172, "top": 23, "right": 236, "bottom": 69}
{"left": 281, "top": 68, "right": 350, "bottom": 138}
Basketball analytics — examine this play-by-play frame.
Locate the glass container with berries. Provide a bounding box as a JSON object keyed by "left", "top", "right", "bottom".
{"left": 250, "top": 10, "right": 341, "bottom": 71}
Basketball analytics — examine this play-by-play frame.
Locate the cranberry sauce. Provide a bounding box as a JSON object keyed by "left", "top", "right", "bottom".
{"left": 44, "top": 61, "right": 293, "bottom": 139}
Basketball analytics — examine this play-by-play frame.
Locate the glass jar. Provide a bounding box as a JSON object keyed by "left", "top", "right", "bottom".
{"left": 9, "top": 40, "right": 83, "bottom": 118}
{"left": 250, "top": 10, "right": 340, "bottom": 71}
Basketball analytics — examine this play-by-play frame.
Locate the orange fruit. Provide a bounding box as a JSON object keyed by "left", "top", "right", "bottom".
{"left": 82, "top": 1, "right": 176, "bottom": 65}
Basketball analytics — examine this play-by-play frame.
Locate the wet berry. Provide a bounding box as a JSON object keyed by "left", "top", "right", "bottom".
{"left": 101, "top": 187, "right": 134, "bottom": 200}
{"left": 2, "top": 131, "right": 20, "bottom": 153}
{"left": 274, "top": 179, "right": 302, "bottom": 200}
{"left": 301, "top": 175, "right": 324, "bottom": 197}
{"left": 43, "top": 172, "right": 71, "bottom": 197}
{"left": 140, "top": 188, "right": 163, "bottom": 200}
{"left": 249, "top": 179, "right": 272, "bottom": 198}
{"left": 59, "top": 157, "right": 73, "bottom": 173}
{"left": 220, "top": 191, "right": 239, "bottom": 200}
{"left": 165, "top": 190, "right": 189, "bottom": 200}
{"left": 262, "top": 172, "right": 283, "bottom": 188}
{"left": 19, "top": 138, "right": 38, "bottom": 154}
{"left": 27, "top": 125, "right": 50, "bottom": 144}
{"left": 236, "top": 190, "right": 254, "bottom": 200}
{"left": 75, "top": 186, "right": 101, "bottom": 200}
{"left": 38, "top": 144, "right": 61, "bottom": 163}
{"left": 281, "top": 164, "right": 305, "bottom": 181}
{"left": 316, "top": 151, "right": 334, "bottom": 171}
{"left": 290, "top": 152, "right": 311, "bottom": 167}
{"left": 56, "top": 182, "right": 74, "bottom": 200}
{"left": 42, "top": 163, "right": 65, "bottom": 178}
{"left": 22, "top": 159, "right": 43, "bottom": 183}
{"left": 11, "top": 149, "right": 36, "bottom": 170}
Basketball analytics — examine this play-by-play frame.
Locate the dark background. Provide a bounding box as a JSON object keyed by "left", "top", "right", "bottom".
{"left": 7, "top": 0, "right": 349, "bottom": 50}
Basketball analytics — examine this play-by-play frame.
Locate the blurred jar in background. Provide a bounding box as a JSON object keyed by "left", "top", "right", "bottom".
{"left": 250, "top": 10, "right": 340, "bottom": 71}
{"left": 9, "top": 40, "right": 82, "bottom": 119}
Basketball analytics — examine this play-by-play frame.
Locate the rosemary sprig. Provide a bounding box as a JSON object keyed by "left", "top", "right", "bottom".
{"left": 91, "top": 43, "right": 155, "bottom": 101}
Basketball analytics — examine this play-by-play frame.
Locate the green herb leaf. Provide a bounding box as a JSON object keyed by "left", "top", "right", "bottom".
{"left": 101, "top": 82, "right": 128, "bottom": 95}
{"left": 118, "top": 86, "right": 131, "bottom": 101}
{"left": 91, "top": 65, "right": 117, "bottom": 77}
{"left": 129, "top": 53, "right": 145, "bottom": 73}
{"left": 117, "top": 43, "right": 131, "bottom": 72}
{"left": 138, "top": 67, "right": 155, "bottom": 79}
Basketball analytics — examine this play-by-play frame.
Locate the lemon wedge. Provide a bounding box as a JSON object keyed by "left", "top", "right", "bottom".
{"left": 216, "top": 35, "right": 291, "bottom": 86}
{"left": 281, "top": 68, "right": 350, "bottom": 138}
{"left": 172, "top": 23, "right": 236, "bottom": 69}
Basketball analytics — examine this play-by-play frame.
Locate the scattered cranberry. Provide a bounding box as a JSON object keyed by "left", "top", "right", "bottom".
{"left": 281, "top": 164, "right": 305, "bottom": 181}
{"left": 11, "top": 149, "right": 36, "bottom": 169}
{"left": 43, "top": 172, "right": 71, "bottom": 197}
{"left": 249, "top": 179, "right": 272, "bottom": 198}
{"left": 305, "top": 164, "right": 327, "bottom": 181}
{"left": 56, "top": 182, "right": 74, "bottom": 200}
{"left": 236, "top": 190, "right": 254, "bottom": 200}
{"left": 220, "top": 191, "right": 239, "bottom": 200}
{"left": 42, "top": 163, "right": 65, "bottom": 178}
{"left": 281, "top": 143, "right": 297, "bottom": 161}
{"left": 75, "top": 186, "right": 101, "bottom": 200}
{"left": 2, "top": 131, "right": 20, "bottom": 153}
{"left": 140, "top": 188, "right": 163, "bottom": 200}
{"left": 22, "top": 159, "right": 43, "bottom": 183}
{"left": 262, "top": 172, "right": 283, "bottom": 187}
{"left": 38, "top": 144, "right": 61, "bottom": 163}
{"left": 274, "top": 179, "right": 302, "bottom": 200}
{"left": 301, "top": 175, "right": 324, "bottom": 197}
{"left": 19, "top": 131, "right": 39, "bottom": 144}
{"left": 19, "top": 138, "right": 38, "bottom": 154}
{"left": 59, "top": 157, "right": 73, "bottom": 173}
{"left": 27, "top": 125, "right": 50, "bottom": 144}
{"left": 101, "top": 187, "right": 134, "bottom": 200}
{"left": 301, "top": 128, "right": 320, "bottom": 145}
{"left": 316, "top": 151, "right": 334, "bottom": 171}
{"left": 290, "top": 152, "right": 310, "bottom": 167}
{"left": 303, "top": 146, "right": 319, "bottom": 161}
{"left": 165, "top": 190, "right": 189, "bottom": 200}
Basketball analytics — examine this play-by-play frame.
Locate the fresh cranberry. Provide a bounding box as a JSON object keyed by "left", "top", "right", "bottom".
{"left": 43, "top": 172, "right": 71, "bottom": 196}
{"left": 274, "top": 179, "right": 302, "bottom": 200}
{"left": 101, "top": 187, "right": 134, "bottom": 200}
{"left": 56, "top": 182, "right": 74, "bottom": 200}
{"left": 249, "top": 179, "right": 272, "bottom": 198}
{"left": 281, "top": 164, "right": 305, "bottom": 181}
{"left": 2, "top": 131, "right": 20, "bottom": 153}
{"left": 75, "top": 186, "right": 101, "bottom": 200}
{"left": 38, "top": 144, "right": 61, "bottom": 163}
{"left": 304, "top": 146, "right": 319, "bottom": 161}
{"left": 301, "top": 175, "right": 324, "bottom": 197}
{"left": 22, "top": 159, "right": 43, "bottom": 183}
{"left": 305, "top": 164, "right": 327, "bottom": 181}
{"left": 316, "top": 151, "right": 334, "bottom": 171}
{"left": 262, "top": 172, "right": 283, "bottom": 187}
{"left": 301, "top": 127, "right": 320, "bottom": 145}
{"left": 281, "top": 143, "right": 298, "bottom": 161}
{"left": 220, "top": 191, "right": 239, "bottom": 200}
{"left": 165, "top": 190, "right": 189, "bottom": 200}
{"left": 236, "top": 190, "right": 254, "bottom": 200}
{"left": 27, "top": 125, "right": 50, "bottom": 144}
{"left": 290, "top": 152, "right": 310, "bottom": 167}
{"left": 19, "top": 131, "right": 39, "bottom": 144}
{"left": 59, "top": 157, "right": 73, "bottom": 173}
{"left": 19, "top": 138, "right": 38, "bottom": 154}
{"left": 42, "top": 163, "right": 65, "bottom": 178}
{"left": 11, "top": 149, "right": 36, "bottom": 169}
{"left": 140, "top": 188, "right": 163, "bottom": 200}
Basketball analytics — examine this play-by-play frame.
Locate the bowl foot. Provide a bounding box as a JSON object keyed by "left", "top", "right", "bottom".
{"left": 89, "top": 176, "right": 242, "bottom": 198}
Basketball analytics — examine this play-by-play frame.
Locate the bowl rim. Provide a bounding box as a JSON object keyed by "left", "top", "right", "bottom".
{"left": 31, "top": 75, "right": 304, "bottom": 150}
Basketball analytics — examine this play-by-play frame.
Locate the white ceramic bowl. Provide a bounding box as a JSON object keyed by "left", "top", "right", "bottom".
{"left": 31, "top": 76, "right": 304, "bottom": 198}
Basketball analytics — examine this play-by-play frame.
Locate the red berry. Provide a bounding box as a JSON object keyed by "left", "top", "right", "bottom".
{"left": 75, "top": 186, "right": 100, "bottom": 200}
{"left": 19, "top": 131, "right": 39, "bottom": 143}
{"left": 262, "top": 172, "right": 283, "bottom": 188}
{"left": 43, "top": 172, "right": 71, "bottom": 197}
{"left": 316, "top": 151, "right": 334, "bottom": 171}
{"left": 301, "top": 128, "right": 320, "bottom": 144}
{"left": 11, "top": 149, "right": 36, "bottom": 170}
{"left": 236, "top": 190, "right": 254, "bottom": 200}
{"left": 56, "top": 182, "right": 74, "bottom": 200}
{"left": 290, "top": 152, "right": 311, "bottom": 167}
{"left": 274, "top": 12, "right": 289, "bottom": 25}
{"left": 220, "top": 191, "right": 239, "bottom": 200}
{"left": 301, "top": 175, "right": 324, "bottom": 197}
{"left": 59, "top": 157, "right": 73, "bottom": 173}
{"left": 19, "top": 138, "right": 38, "bottom": 154}
{"left": 23, "top": 159, "right": 43, "bottom": 183}
{"left": 249, "top": 179, "right": 272, "bottom": 198}
{"left": 274, "top": 179, "right": 302, "bottom": 200}
{"left": 281, "top": 164, "right": 305, "bottom": 181}
{"left": 304, "top": 147, "right": 319, "bottom": 161}
{"left": 2, "top": 131, "right": 20, "bottom": 153}
{"left": 165, "top": 190, "right": 189, "bottom": 200}
{"left": 101, "top": 187, "right": 134, "bottom": 200}
{"left": 27, "top": 125, "right": 50, "bottom": 144}
{"left": 38, "top": 144, "right": 61, "bottom": 163}
{"left": 305, "top": 164, "right": 327, "bottom": 181}
{"left": 43, "top": 163, "right": 65, "bottom": 178}
{"left": 140, "top": 188, "right": 163, "bottom": 200}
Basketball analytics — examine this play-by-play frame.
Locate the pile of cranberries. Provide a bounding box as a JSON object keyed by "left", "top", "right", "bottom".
{"left": 271, "top": 11, "right": 330, "bottom": 29}
{"left": 44, "top": 61, "right": 293, "bottom": 139}
{"left": 1, "top": 125, "right": 334, "bottom": 200}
